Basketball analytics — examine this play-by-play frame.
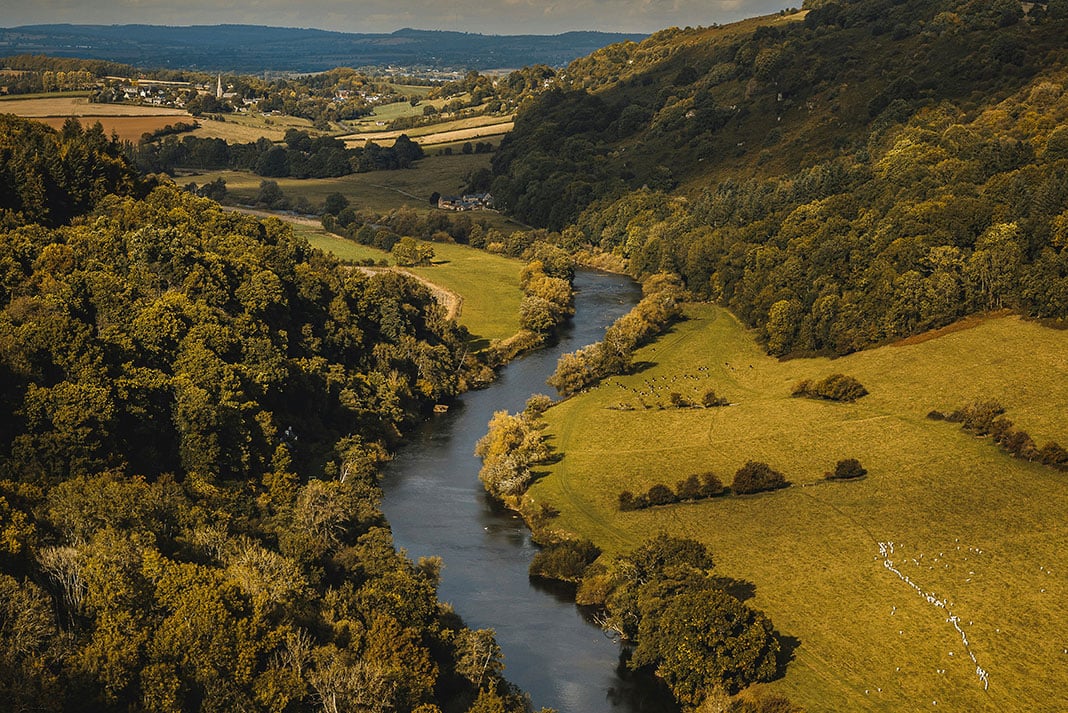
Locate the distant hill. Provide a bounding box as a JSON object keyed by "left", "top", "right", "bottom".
{"left": 0, "top": 24, "right": 648, "bottom": 72}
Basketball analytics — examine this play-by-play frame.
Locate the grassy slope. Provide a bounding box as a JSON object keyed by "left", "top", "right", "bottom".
{"left": 300, "top": 230, "right": 522, "bottom": 345}
{"left": 531, "top": 305, "right": 1068, "bottom": 711}
{"left": 405, "top": 242, "right": 522, "bottom": 346}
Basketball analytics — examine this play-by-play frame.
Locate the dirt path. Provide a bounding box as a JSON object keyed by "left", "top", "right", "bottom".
{"left": 357, "top": 266, "right": 464, "bottom": 321}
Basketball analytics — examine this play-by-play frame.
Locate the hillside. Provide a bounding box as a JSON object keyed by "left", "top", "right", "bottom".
{"left": 491, "top": 0, "right": 1068, "bottom": 355}
{"left": 0, "top": 24, "right": 648, "bottom": 72}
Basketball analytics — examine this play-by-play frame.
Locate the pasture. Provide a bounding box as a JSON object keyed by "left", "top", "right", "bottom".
{"left": 404, "top": 241, "right": 523, "bottom": 345}
{"left": 341, "top": 94, "right": 470, "bottom": 132}
{"left": 183, "top": 152, "right": 522, "bottom": 232}
{"left": 189, "top": 112, "right": 321, "bottom": 143}
{"left": 531, "top": 304, "right": 1068, "bottom": 711}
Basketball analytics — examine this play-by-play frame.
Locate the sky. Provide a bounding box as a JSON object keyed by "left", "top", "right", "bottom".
{"left": 1, "top": 0, "right": 794, "bottom": 35}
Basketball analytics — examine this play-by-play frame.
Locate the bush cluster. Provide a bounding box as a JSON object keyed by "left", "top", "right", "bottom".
{"left": 792, "top": 374, "right": 868, "bottom": 402}
{"left": 932, "top": 400, "right": 1068, "bottom": 469}
{"left": 618, "top": 472, "right": 726, "bottom": 511}
{"left": 732, "top": 461, "right": 789, "bottom": 495}
{"left": 528, "top": 538, "right": 601, "bottom": 583}
{"left": 475, "top": 396, "right": 553, "bottom": 501}
{"left": 702, "top": 389, "right": 731, "bottom": 407}
{"left": 825, "top": 458, "right": 867, "bottom": 480}
{"left": 581, "top": 535, "right": 782, "bottom": 703}
{"left": 518, "top": 259, "right": 575, "bottom": 337}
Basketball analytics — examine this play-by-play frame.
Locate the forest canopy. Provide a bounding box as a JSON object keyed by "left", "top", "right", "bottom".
{"left": 0, "top": 115, "right": 532, "bottom": 712}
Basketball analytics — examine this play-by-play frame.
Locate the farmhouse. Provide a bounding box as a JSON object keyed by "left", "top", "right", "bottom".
{"left": 438, "top": 192, "right": 494, "bottom": 211}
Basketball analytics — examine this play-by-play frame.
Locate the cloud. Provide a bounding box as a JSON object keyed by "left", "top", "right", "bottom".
{"left": 2, "top": 0, "right": 792, "bottom": 34}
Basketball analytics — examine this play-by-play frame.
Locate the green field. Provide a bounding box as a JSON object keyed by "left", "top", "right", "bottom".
{"left": 190, "top": 112, "right": 322, "bottom": 143}
{"left": 342, "top": 93, "right": 476, "bottom": 132}
{"left": 405, "top": 242, "right": 522, "bottom": 345}
{"left": 300, "top": 231, "right": 522, "bottom": 346}
{"left": 531, "top": 305, "right": 1068, "bottom": 711}
{"left": 184, "top": 153, "right": 521, "bottom": 232}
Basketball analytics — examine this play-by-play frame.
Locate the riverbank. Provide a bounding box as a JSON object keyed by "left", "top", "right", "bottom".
{"left": 380, "top": 270, "right": 681, "bottom": 713}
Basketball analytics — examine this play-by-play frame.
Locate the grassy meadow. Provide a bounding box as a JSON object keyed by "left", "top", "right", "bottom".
{"left": 189, "top": 112, "right": 322, "bottom": 143}
{"left": 530, "top": 304, "right": 1068, "bottom": 711}
{"left": 403, "top": 241, "right": 523, "bottom": 345}
{"left": 298, "top": 230, "right": 522, "bottom": 345}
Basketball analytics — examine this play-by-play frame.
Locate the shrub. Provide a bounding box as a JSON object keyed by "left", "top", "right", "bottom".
{"left": 1040, "top": 442, "right": 1068, "bottom": 469}
{"left": 523, "top": 393, "right": 554, "bottom": 418}
{"left": 646, "top": 484, "right": 678, "bottom": 506}
{"left": 702, "top": 389, "right": 729, "bottom": 407}
{"left": 676, "top": 474, "right": 703, "bottom": 500}
{"left": 792, "top": 374, "right": 868, "bottom": 402}
{"left": 732, "top": 461, "right": 788, "bottom": 495}
{"left": 827, "top": 458, "right": 867, "bottom": 480}
{"left": 618, "top": 490, "right": 638, "bottom": 511}
{"left": 999, "top": 429, "right": 1038, "bottom": 460}
{"left": 949, "top": 399, "right": 1005, "bottom": 435}
{"left": 699, "top": 472, "right": 726, "bottom": 497}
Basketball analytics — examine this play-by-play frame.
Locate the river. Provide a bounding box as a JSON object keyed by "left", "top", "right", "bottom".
{"left": 380, "top": 270, "right": 679, "bottom": 713}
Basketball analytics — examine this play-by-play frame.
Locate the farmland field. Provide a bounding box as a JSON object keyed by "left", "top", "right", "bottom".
{"left": 531, "top": 304, "right": 1068, "bottom": 711}
{"left": 0, "top": 95, "right": 191, "bottom": 141}
{"left": 340, "top": 114, "right": 514, "bottom": 148}
{"left": 341, "top": 95, "right": 469, "bottom": 132}
{"left": 189, "top": 112, "right": 324, "bottom": 143}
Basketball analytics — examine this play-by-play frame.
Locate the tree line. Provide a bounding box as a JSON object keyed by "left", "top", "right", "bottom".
{"left": 548, "top": 273, "right": 685, "bottom": 396}
{"left": 930, "top": 399, "right": 1068, "bottom": 469}
{"left": 128, "top": 129, "right": 424, "bottom": 178}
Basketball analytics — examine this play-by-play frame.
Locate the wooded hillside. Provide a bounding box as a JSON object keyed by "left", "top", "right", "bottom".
{"left": 492, "top": 0, "right": 1068, "bottom": 355}
{"left": 0, "top": 115, "right": 531, "bottom": 713}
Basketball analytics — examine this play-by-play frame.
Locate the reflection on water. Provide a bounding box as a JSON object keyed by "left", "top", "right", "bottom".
{"left": 381, "top": 271, "right": 679, "bottom": 713}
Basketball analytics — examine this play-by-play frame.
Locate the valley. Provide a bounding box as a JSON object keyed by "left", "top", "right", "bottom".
{"left": 4, "top": 2, "right": 1068, "bottom": 711}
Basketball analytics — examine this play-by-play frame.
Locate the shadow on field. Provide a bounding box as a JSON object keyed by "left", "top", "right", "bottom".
{"left": 774, "top": 633, "right": 802, "bottom": 678}
{"left": 718, "top": 577, "right": 757, "bottom": 602}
